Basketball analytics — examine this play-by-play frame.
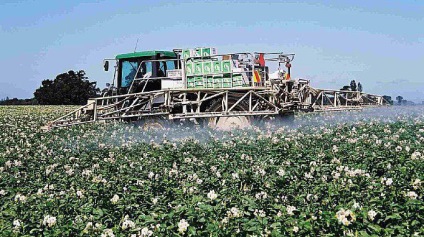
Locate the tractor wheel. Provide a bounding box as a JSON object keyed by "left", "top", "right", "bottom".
{"left": 136, "top": 117, "right": 168, "bottom": 131}
{"left": 205, "top": 99, "right": 253, "bottom": 130}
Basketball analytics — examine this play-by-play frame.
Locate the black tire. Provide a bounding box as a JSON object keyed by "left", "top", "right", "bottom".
{"left": 134, "top": 116, "right": 169, "bottom": 131}
{"left": 204, "top": 98, "right": 254, "bottom": 130}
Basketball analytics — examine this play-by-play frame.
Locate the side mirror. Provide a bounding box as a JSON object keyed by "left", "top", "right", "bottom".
{"left": 103, "top": 61, "right": 109, "bottom": 71}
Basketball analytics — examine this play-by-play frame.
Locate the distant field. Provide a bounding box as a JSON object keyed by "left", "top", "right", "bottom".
{"left": 0, "top": 105, "right": 423, "bottom": 236}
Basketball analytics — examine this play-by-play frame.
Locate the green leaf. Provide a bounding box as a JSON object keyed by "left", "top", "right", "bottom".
{"left": 270, "top": 222, "right": 281, "bottom": 229}
{"left": 368, "top": 224, "right": 382, "bottom": 233}
{"left": 93, "top": 208, "right": 104, "bottom": 217}
{"left": 385, "top": 213, "right": 401, "bottom": 221}
{"left": 188, "top": 226, "right": 196, "bottom": 236}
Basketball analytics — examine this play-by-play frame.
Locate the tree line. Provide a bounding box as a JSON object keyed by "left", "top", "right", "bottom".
{"left": 0, "top": 72, "right": 412, "bottom": 106}
{"left": 1, "top": 70, "right": 100, "bottom": 105}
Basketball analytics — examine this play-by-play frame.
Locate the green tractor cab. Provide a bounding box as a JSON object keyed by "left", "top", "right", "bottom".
{"left": 112, "top": 50, "right": 178, "bottom": 94}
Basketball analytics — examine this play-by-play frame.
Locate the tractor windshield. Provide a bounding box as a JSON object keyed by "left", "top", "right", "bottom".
{"left": 121, "top": 61, "right": 138, "bottom": 87}
{"left": 120, "top": 60, "right": 153, "bottom": 88}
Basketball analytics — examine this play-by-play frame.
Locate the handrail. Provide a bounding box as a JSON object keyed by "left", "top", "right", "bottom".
{"left": 50, "top": 102, "right": 95, "bottom": 123}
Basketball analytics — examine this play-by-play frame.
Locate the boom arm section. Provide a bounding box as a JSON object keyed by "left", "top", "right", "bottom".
{"left": 42, "top": 80, "right": 388, "bottom": 130}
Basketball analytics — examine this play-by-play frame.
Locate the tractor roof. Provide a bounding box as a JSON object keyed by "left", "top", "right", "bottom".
{"left": 115, "top": 51, "right": 176, "bottom": 60}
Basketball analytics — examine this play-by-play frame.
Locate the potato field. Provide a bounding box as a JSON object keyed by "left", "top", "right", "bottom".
{"left": 0, "top": 106, "right": 423, "bottom": 236}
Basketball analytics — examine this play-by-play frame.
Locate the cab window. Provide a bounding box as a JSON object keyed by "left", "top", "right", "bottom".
{"left": 166, "top": 60, "right": 176, "bottom": 70}
{"left": 121, "top": 60, "right": 154, "bottom": 88}
{"left": 141, "top": 61, "right": 153, "bottom": 77}
{"left": 121, "top": 61, "right": 138, "bottom": 88}
{"left": 158, "top": 61, "right": 166, "bottom": 77}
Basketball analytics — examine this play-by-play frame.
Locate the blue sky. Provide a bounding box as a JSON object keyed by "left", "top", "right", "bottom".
{"left": 1, "top": 0, "right": 423, "bottom": 102}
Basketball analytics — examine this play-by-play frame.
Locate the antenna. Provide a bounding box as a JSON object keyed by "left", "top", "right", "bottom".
{"left": 134, "top": 38, "right": 139, "bottom": 52}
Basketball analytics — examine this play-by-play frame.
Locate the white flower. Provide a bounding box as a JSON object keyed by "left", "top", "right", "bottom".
{"left": 95, "top": 223, "right": 103, "bottom": 229}
{"left": 207, "top": 190, "right": 218, "bottom": 201}
{"left": 196, "top": 179, "right": 203, "bottom": 184}
{"left": 257, "top": 168, "right": 266, "bottom": 176}
{"left": 121, "top": 215, "right": 135, "bottom": 230}
{"left": 228, "top": 207, "right": 242, "bottom": 218}
{"left": 277, "top": 168, "right": 285, "bottom": 177}
{"left": 178, "top": 219, "right": 189, "bottom": 233}
{"left": 293, "top": 226, "right": 299, "bottom": 233}
{"left": 411, "top": 151, "right": 421, "bottom": 160}
{"left": 395, "top": 146, "right": 402, "bottom": 152}
{"left": 368, "top": 210, "right": 377, "bottom": 221}
{"left": 65, "top": 168, "right": 74, "bottom": 176}
{"left": 14, "top": 193, "right": 27, "bottom": 203}
{"left": 412, "top": 179, "right": 421, "bottom": 189}
{"left": 406, "top": 191, "right": 418, "bottom": 200}
{"left": 332, "top": 145, "right": 339, "bottom": 153}
{"left": 335, "top": 208, "right": 355, "bottom": 226}
{"left": 304, "top": 172, "right": 313, "bottom": 179}
{"left": 352, "top": 202, "right": 361, "bottom": 210}
{"left": 44, "top": 184, "right": 54, "bottom": 190}
{"left": 0, "top": 190, "right": 6, "bottom": 196}
{"left": 140, "top": 227, "right": 153, "bottom": 236}
{"left": 83, "top": 222, "right": 93, "bottom": 233}
{"left": 148, "top": 172, "right": 155, "bottom": 179}
{"left": 152, "top": 197, "right": 158, "bottom": 205}
{"left": 188, "top": 187, "right": 197, "bottom": 194}
{"left": 13, "top": 219, "right": 21, "bottom": 230}
{"left": 168, "top": 169, "right": 178, "bottom": 177}
{"left": 286, "top": 205, "right": 296, "bottom": 216}
{"left": 76, "top": 190, "right": 84, "bottom": 198}
{"left": 306, "top": 194, "right": 315, "bottom": 201}
{"left": 255, "top": 191, "right": 268, "bottom": 200}
{"left": 101, "top": 228, "right": 115, "bottom": 237}
{"left": 232, "top": 172, "right": 239, "bottom": 179}
{"left": 110, "top": 194, "right": 120, "bottom": 204}
{"left": 381, "top": 177, "right": 393, "bottom": 186}
{"left": 42, "top": 215, "right": 57, "bottom": 227}
{"left": 254, "top": 209, "right": 266, "bottom": 217}
{"left": 82, "top": 169, "right": 92, "bottom": 177}
{"left": 333, "top": 172, "right": 341, "bottom": 179}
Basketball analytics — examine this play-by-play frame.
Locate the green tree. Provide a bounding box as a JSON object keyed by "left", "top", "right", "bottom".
{"left": 357, "top": 82, "right": 362, "bottom": 92}
{"left": 34, "top": 70, "right": 99, "bottom": 105}
{"left": 350, "top": 80, "right": 357, "bottom": 91}
{"left": 382, "top": 95, "right": 393, "bottom": 105}
{"left": 396, "top": 96, "right": 403, "bottom": 105}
